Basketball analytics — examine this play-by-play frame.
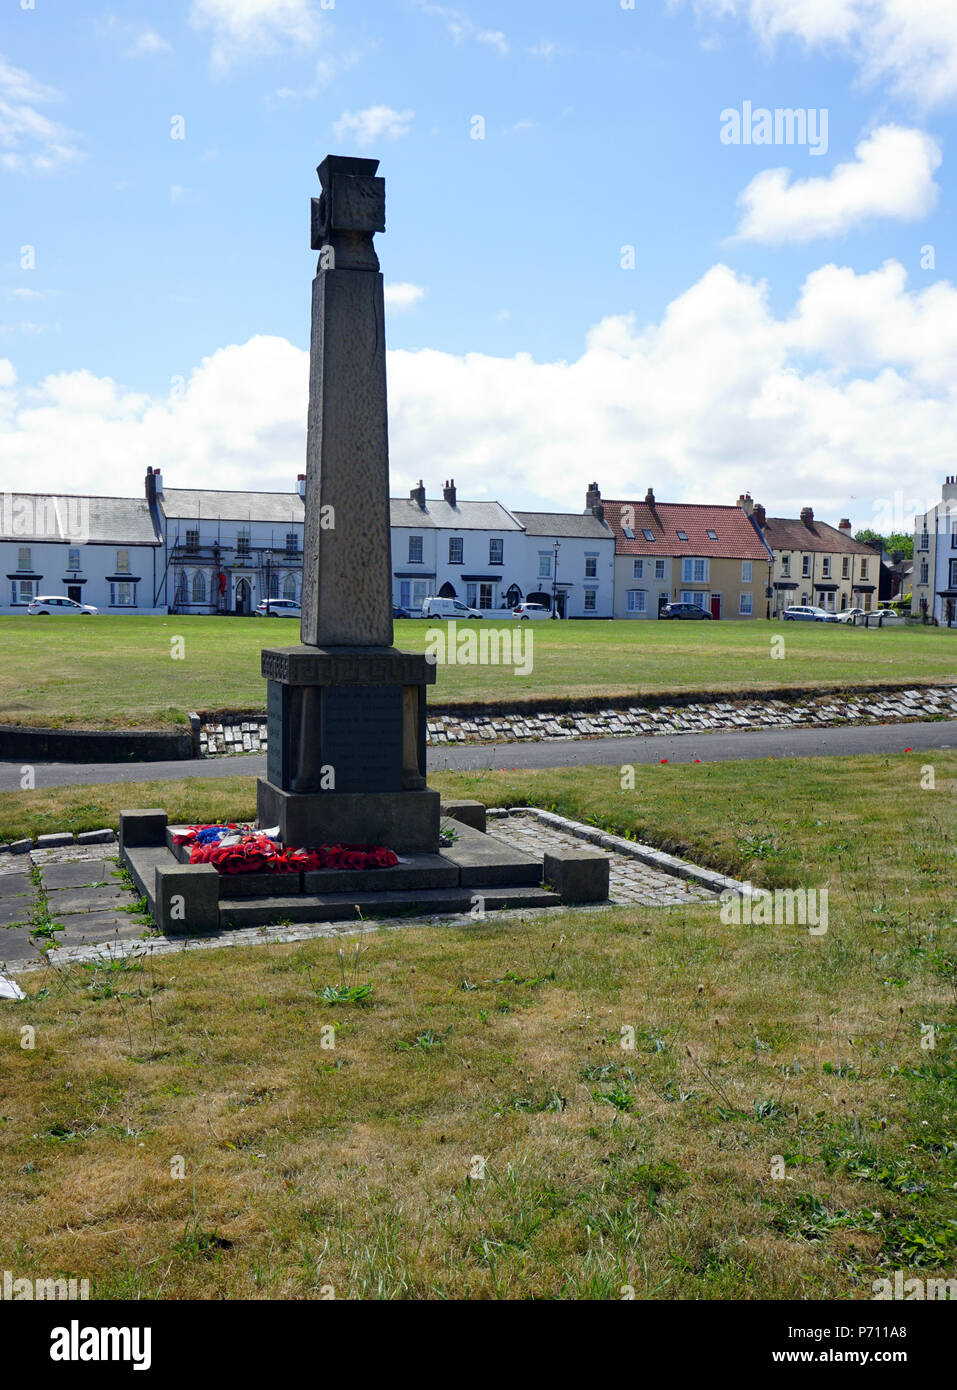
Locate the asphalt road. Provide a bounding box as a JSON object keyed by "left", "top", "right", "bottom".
{"left": 1, "top": 720, "right": 954, "bottom": 792}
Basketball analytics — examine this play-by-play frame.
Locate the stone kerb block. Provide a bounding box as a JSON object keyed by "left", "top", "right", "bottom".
{"left": 155, "top": 863, "right": 219, "bottom": 936}
{"left": 543, "top": 849, "right": 610, "bottom": 904}
{"left": 119, "top": 809, "right": 168, "bottom": 851}
{"left": 441, "top": 800, "right": 487, "bottom": 833}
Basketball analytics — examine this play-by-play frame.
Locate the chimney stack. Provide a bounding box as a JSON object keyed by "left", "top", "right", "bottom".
{"left": 443, "top": 478, "right": 457, "bottom": 507}
{"left": 800, "top": 506, "right": 814, "bottom": 528}
{"left": 838, "top": 517, "right": 852, "bottom": 532}
{"left": 410, "top": 480, "right": 426, "bottom": 510}
{"left": 753, "top": 503, "right": 766, "bottom": 527}
{"left": 737, "top": 492, "right": 754, "bottom": 516}
{"left": 585, "top": 481, "right": 604, "bottom": 522}
{"left": 297, "top": 473, "right": 306, "bottom": 499}
{"left": 645, "top": 487, "right": 655, "bottom": 507}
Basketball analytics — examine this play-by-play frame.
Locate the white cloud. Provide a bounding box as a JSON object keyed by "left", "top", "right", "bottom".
{"left": 189, "top": 0, "right": 322, "bottom": 71}
{"left": 416, "top": 3, "right": 509, "bottom": 55}
{"left": 384, "top": 283, "right": 426, "bottom": 311}
{"left": 733, "top": 125, "right": 942, "bottom": 242}
{"left": 3, "top": 262, "right": 957, "bottom": 525}
{"left": 125, "top": 30, "right": 173, "bottom": 58}
{"left": 333, "top": 105, "right": 414, "bottom": 146}
{"left": 0, "top": 54, "right": 83, "bottom": 174}
{"left": 684, "top": 0, "right": 957, "bottom": 107}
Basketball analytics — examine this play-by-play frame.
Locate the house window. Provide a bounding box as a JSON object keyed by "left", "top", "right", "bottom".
{"left": 192, "top": 571, "right": 207, "bottom": 603}
{"left": 920, "top": 561, "right": 929, "bottom": 584}
{"left": 480, "top": 582, "right": 494, "bottom": 608}
{"left": 952, "top": 528, "right": 957, "bottom": 548}
{"left": 627, "top": 589, "right": 646, "bottom": 614}
{"left": 539, "top": 553, "right": 552, "bottom": 578}
{"left": 68, "top": 548, "right": 80, "bottom": 571}
{"left": 781, "top": 554, "right": 790, "bottom": 576}
{"left": 680, "top": 591, "right": 707, "bottom": 609}
{"left": 802, "top": 555, "right": 810, "bottom": 577}
{"left": 622, "top": 526, "right": 635, "bottom": 540}
{"left": 399, "top": 580, "right": 411, "bottom": 609}
{"left": 237, "top": 529, "right": 250, "bottom": 556}
{"left": 706, "top": 529, "right": 718, "bottom": 541}
{"left": 632, "top": 558, "right": 644, "bottom": 579}
{"left": 285, "top": 532, "right": 299, "bottom": 555}
{"left": 859, "top": 559, "right": 868, "bottom": 580}
{"left": 408, "top": 535, "right": 423, "bottom": 563}
{"left": 185, "top": 529, "right": 199, "bottom": 552}
{"left": 110, "top": 581, "right": 135, "bottom": 607}
{"left": 267, "top": 571, "right": 279, "bottom": 599}
{"left": 676, "top": 530, "right": 688, "bottom": 541}
{"left": 115, "top": 549, "right": 129, "bottom": 573}
{"left": 448, "top": 537, "right": 463, "bottom": 565}
{"left": 741, "top": 560, "right": 753, "bottom": 583}
{"left": 642, "top": 529, "right": 656, "bottom": 542}
{"left": 283, "top": 572, "right": 297, "bottom": 600}
{"left": 655, "top": 559, "right": 665, "bottom": 579}
{"left": 489, "top": 538, "right": 504, "bottom": 565}
{"left": 919, "top": 530, "right": 929, "bottom": 551}
{"left": 12, "top": 579, "right": 36, "bottom": 604}
{"left": 17, "top": 547, "right": 31, "bottom": 571}
{"left": 174, "top": 572, "right": 188, "bottom": 606}
{"left": 739, "top": 592, "right": 753, "bottom": 616}
{"left": 585, "top": 555, "right": 597, "bottom": 578}
{"left": 950, "top": 559, "right": 957, "bottom": 589}
{"left": 822, "top": 557, "right": 831, "bottom": 578}
{"left": 842, "top": 556, "right": 850, "bottom": 579}
{"left": 584, "top": 589, "right": 597, "bottom": 611}
{"left": 681, "top": 557, "right": 709, "bottom": 583}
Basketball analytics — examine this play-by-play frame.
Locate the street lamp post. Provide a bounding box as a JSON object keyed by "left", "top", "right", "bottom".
{"left": 552, "top": 540, "right": 560, "bottom": 618}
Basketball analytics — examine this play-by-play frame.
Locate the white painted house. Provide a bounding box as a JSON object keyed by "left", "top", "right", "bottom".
{"left": 911, "top": 476, "right": 957, "bottom": 627}
{"left": 0, "top": 491, "right": 163, "bottom": 615}
{"left": 511, "top": 510, "right": 615, "bottom": 618}
{"left": 152, "top": 469, "right": 305, "bottom": 615}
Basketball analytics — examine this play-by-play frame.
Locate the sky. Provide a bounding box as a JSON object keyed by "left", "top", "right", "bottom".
{"left": 1, "top": 0, "right": 956, "bottom": 530}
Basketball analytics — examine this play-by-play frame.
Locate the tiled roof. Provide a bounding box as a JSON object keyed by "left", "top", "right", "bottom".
{"left": 389, "top": 498, "right": 523, "bottom": 531}
{"left": 161, "top": 489, "right": 304, "bottom": 524}
{"left": 758, "top": 516, "right": 878, "bottom": 556}
{"left": 0, "top": 494, "right": 161, "bottom": 545}
{"left": 604, "top": 500, "right": 770, "bottom": 559}
{"left": 512, "top": 511, "right": 613, "bottom": 539}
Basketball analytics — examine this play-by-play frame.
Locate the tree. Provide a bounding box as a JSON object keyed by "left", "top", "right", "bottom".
{"left": 853, "top": 529, "right": 913, "bottom": 559}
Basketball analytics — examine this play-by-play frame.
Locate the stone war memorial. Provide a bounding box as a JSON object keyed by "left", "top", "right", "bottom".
{"left": 118, "top": 155, "right": 610, "bottom": 935}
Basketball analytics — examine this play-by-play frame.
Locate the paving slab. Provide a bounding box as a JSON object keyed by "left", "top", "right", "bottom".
{"left": 45, "top": 884, "right": 130, "bottom": 915}
{"left": 0, "top": 928, "right": 41, "bottom": 966}
{"left": 55, "top": 913, "right": 150, "bottom": 949}
{"left": 0, "top": 871, "right": 36, "bottom": 927}
{"left": 39, "top": 859, "right": 119, "bottom": 891}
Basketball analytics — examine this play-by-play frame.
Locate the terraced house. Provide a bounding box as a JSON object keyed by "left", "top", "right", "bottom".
{"left": 911, "top": 476, "right": 957, "bottom": 627}
{"left": 600, "top": 486, "right": 772, "bottom": 619}
{"left": 742, "top": 498, "right": 880, "bottom": 617}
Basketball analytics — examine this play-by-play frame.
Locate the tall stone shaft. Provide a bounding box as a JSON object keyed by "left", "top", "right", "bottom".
{"left": 299, "top": 155, "right": 393, "bottom": 649}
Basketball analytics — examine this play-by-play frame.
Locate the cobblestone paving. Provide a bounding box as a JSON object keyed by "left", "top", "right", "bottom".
{"left": 199, "top": 685, "right": 957, "bottom": 756}
{"left": 487, "top": 814, "right": 717, "bottom": 907}
{"left": 0, "top": 843, "right": 149, "bottom": 968}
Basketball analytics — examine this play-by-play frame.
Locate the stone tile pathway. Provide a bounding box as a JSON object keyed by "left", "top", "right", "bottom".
{"left": 0, "top": 843, "right": 152, "bottom": 968}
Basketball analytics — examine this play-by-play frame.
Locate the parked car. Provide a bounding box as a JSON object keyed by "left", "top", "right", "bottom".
{"left": 511, "top": 601, "right": 551, "bottom": 620}
{"left": 420, "top": 596, "right": 483, "bottom": 620}
{"left": 863, "top": 608, "right": 905, "bottom": 627}
{"left": 659, "top": 602, "right": 713, "bottom": 620}
{"left": 782, "top": 605, "right": 837, "bottom": 622}
{"left": 836, "top": 607, "right": 865, "bottom": 624}
{"left": 254, "top": 598, "right": 302, "bottom": 618}
{"left": 392, "top": 604, "right": 411, "bottom": 619}
{"left": 26, "top": 596, "right": 98, "bottom": 616}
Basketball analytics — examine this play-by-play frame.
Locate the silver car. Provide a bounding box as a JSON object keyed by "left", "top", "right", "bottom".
{"left": 27, "top": 595, "right": 98, "bottom": 616}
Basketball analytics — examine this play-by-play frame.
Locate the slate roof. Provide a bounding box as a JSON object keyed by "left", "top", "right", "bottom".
{"left": 0, "top": 494, "right": 161, "bottom": 545}
{"left": 512, "top": 511, "right": 614, "bottom": 540}
{"left": 758, "top": 515, "right": 876, "bottom": 555}
{"left": 604, "top": 500, "right": 770, "bottom": 560}
{"left": 161, "top": 489, "right": 305, "bottom": 524}
{"left": 390, "top": 498, "right": 523, "bottom": 531}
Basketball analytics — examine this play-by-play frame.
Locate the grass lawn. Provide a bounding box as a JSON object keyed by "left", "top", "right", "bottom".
{"left": 1, "top": 753, "right": 954, "bottom": 1298}
{"left": 0, "top": 614, "right": 954, "bottom": 730}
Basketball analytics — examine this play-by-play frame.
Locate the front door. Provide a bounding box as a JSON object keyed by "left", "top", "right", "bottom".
{"left": 235, "top": 578, "right": 251, "bottom": 615}
{"left": 710, "top": 593, "right": 721, "bottom": 620}
{"left": 67, "top": 585, "right": 82, "bottom": 603}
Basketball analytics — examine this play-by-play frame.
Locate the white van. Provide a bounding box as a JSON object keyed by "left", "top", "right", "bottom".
{"left": 420, "top": 596, "right": 483, "bottom": 620}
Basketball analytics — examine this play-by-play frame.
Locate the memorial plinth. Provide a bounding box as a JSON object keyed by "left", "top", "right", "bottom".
{"left": 255, "top": 154, "right": 441, "bottom": 853}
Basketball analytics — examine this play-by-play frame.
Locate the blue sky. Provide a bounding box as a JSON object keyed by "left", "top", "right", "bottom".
{"left": 2, "top": 0, "right": 956, "bottom": 527}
